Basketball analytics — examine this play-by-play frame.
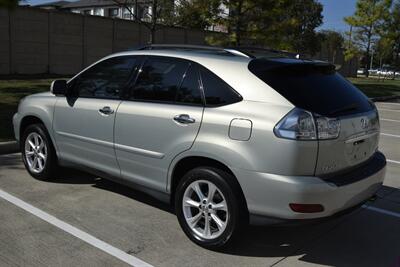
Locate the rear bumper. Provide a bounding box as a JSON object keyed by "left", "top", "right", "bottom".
{"left": 232, "top": 151, "right": 386, "bottom": 223}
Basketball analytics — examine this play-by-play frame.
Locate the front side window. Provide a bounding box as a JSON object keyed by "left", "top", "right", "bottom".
{"left": 199, "top": 67, "right": 242, "bottom": 106}
{"left": 71, "top": 56, "right": 137, "bottom": 99}
{"left": 132, "top": 57, "right": 190, "bottom": 103}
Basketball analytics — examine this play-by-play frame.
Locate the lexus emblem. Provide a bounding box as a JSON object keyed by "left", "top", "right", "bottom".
{"left": 360, "top": 118, "right": 369, "bottom": 129}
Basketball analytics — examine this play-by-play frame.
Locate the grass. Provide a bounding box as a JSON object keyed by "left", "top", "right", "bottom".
{"left": 0, "top": 79, "right": 57, "bottom": 142}
{"left": 348, "top": 77, "right": 400, "bottom": 98}
{"left": 0, "top": 76, "right": 399, "bottom": 142}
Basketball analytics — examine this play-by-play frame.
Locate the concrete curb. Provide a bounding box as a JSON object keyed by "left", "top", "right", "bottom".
{"left": 0, "top": 141, "right": 19, "bottom": 155}
{"left": 371, "top": 95, "right": 400, "bottom": 102}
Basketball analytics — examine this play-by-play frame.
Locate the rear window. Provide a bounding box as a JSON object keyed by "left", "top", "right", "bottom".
{"left": 249, "top": 59, "right": 373, "bottom": 116}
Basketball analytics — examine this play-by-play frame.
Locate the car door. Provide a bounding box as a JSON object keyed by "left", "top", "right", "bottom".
{"left": 114, "top": 56, "right": 204, "bottom": 192}
{"left": 53, "top": 56, "right": 138, "bottom": 176}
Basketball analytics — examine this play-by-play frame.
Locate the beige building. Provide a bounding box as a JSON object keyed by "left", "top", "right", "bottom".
{"left": 35, "top": 0, "right": 154, "bottom": 21}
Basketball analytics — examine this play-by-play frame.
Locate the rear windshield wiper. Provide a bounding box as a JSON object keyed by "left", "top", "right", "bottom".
{"left": 328, "top": 103, "right": 359, "bottom": 116}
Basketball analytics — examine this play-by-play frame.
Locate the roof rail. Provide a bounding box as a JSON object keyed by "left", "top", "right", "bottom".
{"left": 134, "top": 44, "right": 251, "bottom": 57}
{"left": 130, "top": 44, "right": 299, "bottom": 59}
{"left": 137, "top": 44, "right": 224, "bottom": 51}
{"left": 228, "top": 46, "right": 298, "bottom": 59}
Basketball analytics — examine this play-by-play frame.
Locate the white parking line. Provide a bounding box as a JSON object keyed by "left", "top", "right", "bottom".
{"left": 378, "top": 108, "right": 400, "bottom": 112}
{"left": 363, "top": 205, "right": 400, "bottom": 219}
{"left": 380, "top": 118, "right": 400, "bottom": 123}
{"left": 376, "top": 102, "right": 400, "bottom": 106}
{"left": 0, "top": 189, "right": 153, "bottom": 267}
{"left": 381, "top": 133, "right": 400, "bottom": 138}
{"left": 387, "top": 159, "right": 400, "bottom": 165}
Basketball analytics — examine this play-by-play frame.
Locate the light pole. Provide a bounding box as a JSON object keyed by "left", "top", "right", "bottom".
{"left": 370, "top": 49, "right": 374, "bottom": 70}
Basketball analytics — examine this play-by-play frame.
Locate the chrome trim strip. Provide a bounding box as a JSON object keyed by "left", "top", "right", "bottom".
{"left": 57, "top": 131, "right": 165, "bottom": 159}
{"left": 114, "top": 143, "right": 165, "bottom": 159}
{"left": 345, "top": 131, "right": 379, "bottom": 144}
{"left": 57, "top": 131, "right": 114, "bottom": 148}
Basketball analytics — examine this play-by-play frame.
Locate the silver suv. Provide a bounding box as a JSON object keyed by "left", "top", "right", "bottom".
{"left": 13, "top": 45, "right": 386, "bottom": 249}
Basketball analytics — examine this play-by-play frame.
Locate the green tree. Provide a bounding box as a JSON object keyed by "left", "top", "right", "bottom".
{"left": 374, "top": 37, "right": 393, "bottom": 70}
{"left": 174, "top": 0, "right": 221, "bottom": 30}
{"left": 113, "top": 0, "right": 175, "bottom": 44}
{"left": 281, "top": 0, "right": 323, "bottom": 55}
{"left": 344, "top": 0, "right": 392, "bottom": 76}
{"left": 220, "top": 0, "right": 267, "bottom": 46}
{"left": 0, "top": 0, "right": 19, "bottom": 8}
{"left": 211, "top": 0, "right": 323, "bottom": 54}
{"left": 319, "top": 30, "right": 344, "bottom": 63}
{"left": 385, "top": 1, "right": 400, "bottom": 74}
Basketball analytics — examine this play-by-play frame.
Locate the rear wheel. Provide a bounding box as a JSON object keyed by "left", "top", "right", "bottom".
{"left": 21, "top": 124, "right": 58, "bottom": 180}
{"left": 175, "top": 167, "right": 246, "bottom": 249}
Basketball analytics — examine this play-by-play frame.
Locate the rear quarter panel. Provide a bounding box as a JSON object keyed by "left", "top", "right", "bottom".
{"left": 168, "top": 100, "right": 319, "bottom": 192}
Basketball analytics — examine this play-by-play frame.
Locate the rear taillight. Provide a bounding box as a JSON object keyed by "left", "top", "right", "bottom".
{"left": 315, "top": 116, "right": 340, "bottom": 139}
{"left": 274, "top": 108, "right": 340, "bottom": 140}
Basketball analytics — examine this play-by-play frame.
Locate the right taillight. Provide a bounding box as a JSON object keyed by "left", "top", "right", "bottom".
{"left": 274, "top": 108, "right": 340, "bottom": 140}
{"left": 315, "top": 116, "right": 341, "bottom": 139}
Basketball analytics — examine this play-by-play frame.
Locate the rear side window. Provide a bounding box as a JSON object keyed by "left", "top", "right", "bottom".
{"left": 176, "top": 64, "right": 202, "bottom": 105}
{"left": 72, "top": 56, "right": 137, "bottom": 99}
{"left": 133, "top": 57, "right": 189, "bottom": 102}
{"left": 199, "top": 67, "right": 242, "bottom": 107}
{"left": 249, "top": 59, "right": 373, "bottom": 116}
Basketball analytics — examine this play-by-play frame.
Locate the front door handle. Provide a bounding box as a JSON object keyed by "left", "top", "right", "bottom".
{"left": 99, "top": 106, "right": 114, "bottom": 115}
{"left": 173, "top": 114, "right": 195, "bottom": 124}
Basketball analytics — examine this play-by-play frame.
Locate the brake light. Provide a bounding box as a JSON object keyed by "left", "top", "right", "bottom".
{"left": 274, "top": 108, "right": 340, "bottom": 140}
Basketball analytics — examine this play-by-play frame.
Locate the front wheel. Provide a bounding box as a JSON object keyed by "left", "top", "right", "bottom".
{"left": 175, "top": 167, "right": 246, "bottom": 249}
{"left": 21, "top": 124, "right": 58, "bottom": 180}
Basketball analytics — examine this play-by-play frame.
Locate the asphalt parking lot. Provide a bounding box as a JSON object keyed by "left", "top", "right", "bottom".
{"left": 0, "top": 102, "right": 399, "bottom": 267}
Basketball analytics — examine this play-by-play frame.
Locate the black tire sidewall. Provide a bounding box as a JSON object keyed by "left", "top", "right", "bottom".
{"left": 175, "top": 167, "right": 243, "bottom": 249}
{"left": 21, "top": 124, "right": 57, "bottom": 180}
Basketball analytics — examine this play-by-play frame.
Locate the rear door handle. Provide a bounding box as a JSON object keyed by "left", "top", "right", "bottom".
{"left": 98, "top": 106, "right": 114, "bottom": 115}
{"left": 173, "top": 114, "right": 195, "bottom": 124}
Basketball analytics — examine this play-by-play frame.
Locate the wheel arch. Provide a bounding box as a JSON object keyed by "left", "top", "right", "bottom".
{"left": 20, "top": 116, "right": 45, "bottom": 140}
{"left": 169, "top": 155, "right": 249, "bottom": 216}
{"left": 19, "top": 114, "right": 58, "bottom": 155}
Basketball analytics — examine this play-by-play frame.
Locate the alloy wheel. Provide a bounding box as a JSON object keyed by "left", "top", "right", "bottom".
{"left": 24, "top": 132, "right": 47, "bottom": 173}
{"left": 182, "top": 180, "right": 229, "bottom": 240}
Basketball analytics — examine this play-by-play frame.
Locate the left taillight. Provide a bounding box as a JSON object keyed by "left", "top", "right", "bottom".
{"left": 274, "top": 108, "right": 340, "bottom": 141}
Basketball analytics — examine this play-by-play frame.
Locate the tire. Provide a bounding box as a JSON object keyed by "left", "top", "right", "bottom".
{"left": 21, "top": 123, "right": 58, "bottom": 181}
{"left": 175, "top": 167, "right": 247, "bottom": 249}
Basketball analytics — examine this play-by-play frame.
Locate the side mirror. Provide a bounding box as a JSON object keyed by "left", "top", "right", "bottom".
{"left": 50, "top": 80, "right": 67, "bottom": 95}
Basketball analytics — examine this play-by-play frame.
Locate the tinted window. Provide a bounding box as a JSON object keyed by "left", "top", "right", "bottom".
{"left": 72, "top": 56, "right": 136, "bottom": 99}
{"left": 133, "top": 57, "right": 189, "bottom": 102}
{"left": 199, "top": 67, "right": 242, "bottom": 106}
{"left": 248, "top": 58, "right": 373, "bottom": 116}
{"left": 176, "top": 65, "right": 202, "bottom": 105}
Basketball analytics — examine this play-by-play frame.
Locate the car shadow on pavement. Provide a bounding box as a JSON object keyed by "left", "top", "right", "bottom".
{"left": 88, "top": 171, "right": 400, "bottom": 267}
{"left": 92, "top": 174, "right": 400, "bottom": 267}
{"left": 221, "top": 187, "right": 400, "bottom": 267}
